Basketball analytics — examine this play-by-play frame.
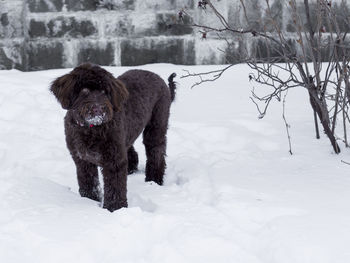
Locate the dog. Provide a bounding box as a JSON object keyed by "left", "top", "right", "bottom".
{"left": 50, "top": 63, "right": 176, "bottom": 212}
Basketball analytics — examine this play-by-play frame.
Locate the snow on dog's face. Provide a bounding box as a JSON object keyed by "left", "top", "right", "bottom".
{"left": 50, "top": 63, "right": 128, "bottom": 127}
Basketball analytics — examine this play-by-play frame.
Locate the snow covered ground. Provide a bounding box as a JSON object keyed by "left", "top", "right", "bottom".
{"left": 1, "top": 64, "right": 350, "bottom": 263}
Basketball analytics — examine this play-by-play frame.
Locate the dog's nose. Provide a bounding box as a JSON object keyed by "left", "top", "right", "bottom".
{"left": 91, "top": 105, "right": 103, "bottom": 115}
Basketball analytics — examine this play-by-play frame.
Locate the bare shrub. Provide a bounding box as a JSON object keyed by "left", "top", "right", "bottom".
{"left": 181, "top": 0, "right": 350, "bottom": 153}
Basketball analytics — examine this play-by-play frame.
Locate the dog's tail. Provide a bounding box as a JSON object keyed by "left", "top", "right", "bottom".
{"left": 168, "top": 73, "right": 177, "bottom": 102}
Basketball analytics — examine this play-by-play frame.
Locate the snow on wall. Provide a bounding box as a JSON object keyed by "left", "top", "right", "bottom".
{"left": 0, "top": 0, "right": 349, "bottom": 71}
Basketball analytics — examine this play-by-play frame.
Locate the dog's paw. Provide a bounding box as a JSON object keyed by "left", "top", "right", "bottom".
{"left": 145, "top": 176, "right": 163, "bottom": 186}
{"left": 103, "top": 199, "right": 128, "bottom": 212}
{"left": 79, "top": 188, "right": 102, "bottom": 202}
{"left": 127, "top": 166, "right": 138, "bottom": 175}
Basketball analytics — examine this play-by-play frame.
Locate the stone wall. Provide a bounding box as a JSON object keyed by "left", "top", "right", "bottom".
{"left": 0, "top": 0, "right": 349, "bottom": 71}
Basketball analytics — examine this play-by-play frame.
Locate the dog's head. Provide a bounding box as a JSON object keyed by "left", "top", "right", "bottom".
{"left": 50, "top": 63, "right": 128, "bottom": 127}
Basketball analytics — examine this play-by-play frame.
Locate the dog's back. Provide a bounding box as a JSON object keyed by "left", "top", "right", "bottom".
{"left": 117, "top": 70, "right": 176, "bottom": 146}
{"left": 117, "top": 69, "right": 174, "bottom": 104}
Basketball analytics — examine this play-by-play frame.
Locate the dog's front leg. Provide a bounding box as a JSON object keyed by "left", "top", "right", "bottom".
{"left": 102, "top": 145, "right": 128, "bottom": 212}
{"left": 72, "top": 156, "right": 101, "bottom": 202}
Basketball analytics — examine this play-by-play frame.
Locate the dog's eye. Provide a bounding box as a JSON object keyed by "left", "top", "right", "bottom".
{"left": 81, "top": 88, "right": 90, "bottom": 95}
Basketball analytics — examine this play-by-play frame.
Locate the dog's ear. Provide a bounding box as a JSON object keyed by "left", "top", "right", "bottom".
{"left": 108, "top": 78, "right": 128, "bottom": 111}
{"left": 50, "top": 73, "right": 76, "bottom": 109}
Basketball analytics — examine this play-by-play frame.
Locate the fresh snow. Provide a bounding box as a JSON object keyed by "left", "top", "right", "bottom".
{"left": 0, "top": 64, "right": 350, "bottom": 263}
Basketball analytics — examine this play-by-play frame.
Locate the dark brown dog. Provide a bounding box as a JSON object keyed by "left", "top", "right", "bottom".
{"left": 50, "top": 63, "right": 176, "bottom": 212}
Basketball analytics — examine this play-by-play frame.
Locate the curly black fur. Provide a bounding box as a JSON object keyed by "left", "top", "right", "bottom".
{"left": 50, "top": 63, "right": 176, "bottom": 212}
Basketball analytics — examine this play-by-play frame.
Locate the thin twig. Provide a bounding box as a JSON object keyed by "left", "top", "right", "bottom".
{"left": 181, "top": 64, "right": 237, "bottom": 88}
{"left": 282, "top": 90, "right": 293, "bottom": 155}
{"left": 341, "top": 160, "right": 350, "bottom": 166}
